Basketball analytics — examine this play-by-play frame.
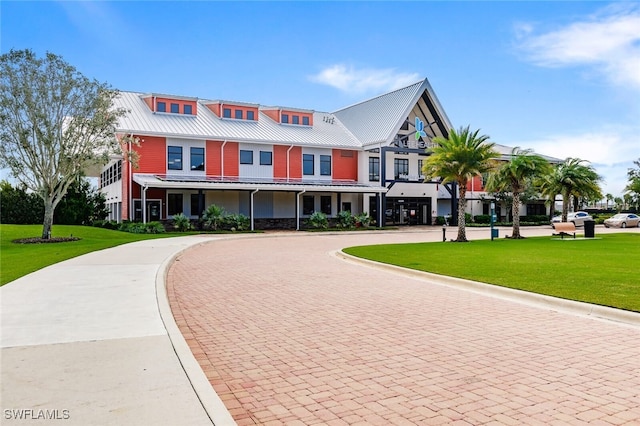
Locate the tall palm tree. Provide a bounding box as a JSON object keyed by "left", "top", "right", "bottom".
{"left": 555, "top": 158, "right": 602, "bottom": 221}
{"left": 485, "top": 148, "right": 551, "bottom": 239}
{"left": 422, "top": 126, "right": 499, "bottom": 242}
{"left": 538, "top": 165, "right": 563, "bottom": 220}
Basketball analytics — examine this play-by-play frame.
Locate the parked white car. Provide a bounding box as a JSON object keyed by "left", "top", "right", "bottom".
{"left": 603, "top": 213, "right": 640, "bottom": 228}
{"left": 551, "top": 211, "right": 593, "bottom": 227}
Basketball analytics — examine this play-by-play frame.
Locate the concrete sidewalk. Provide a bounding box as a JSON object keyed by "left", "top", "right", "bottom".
{"left": 1, "top": 236, "right": 236, "bottom": 426}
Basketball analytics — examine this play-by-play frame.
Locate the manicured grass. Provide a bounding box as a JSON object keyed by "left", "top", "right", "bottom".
{"left": 343, "top": 233, "right": 640, "bottom": 312}
{"left": 0, "top": 225, "right": 175, "bottom": 286}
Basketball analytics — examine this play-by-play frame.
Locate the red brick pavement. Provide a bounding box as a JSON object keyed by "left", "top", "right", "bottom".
{"left": 167, "top": 229, "right": 640, "bottom": 425}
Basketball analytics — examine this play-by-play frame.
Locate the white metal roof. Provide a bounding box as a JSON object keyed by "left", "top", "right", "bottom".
{"left": 114, "top": 92, "right": 361, "bottom": 149}
{"left": 133, "top": 173, "right": 387, "bottom": 193}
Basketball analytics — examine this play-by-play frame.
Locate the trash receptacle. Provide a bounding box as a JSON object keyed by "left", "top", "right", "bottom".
{"left": 584, "top": 220, "right": 595, "bottom": 238}
{"left": 491, "top": 229, "right": 499, "bottom": 239}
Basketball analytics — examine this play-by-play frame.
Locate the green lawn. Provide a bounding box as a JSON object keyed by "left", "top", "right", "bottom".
{"left": 343, "top": 233, "right": 640, "bottom": 312}
{"left": 0, "top": 224, "right": 175, "bottom": 286}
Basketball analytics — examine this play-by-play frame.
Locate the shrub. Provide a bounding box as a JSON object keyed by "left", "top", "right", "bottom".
{"left": 307, "top": 211, "right": 328, "bottom": 229}
{"left": 474, "top": 214, "right": 492, "bottom": 224}
{"left": 336, "top": 210, "right": 355, "bottom": 229}
{"left": 223, "top": 213, "right": 250, "bottom": 231}
{"left": 93, "top": 220, "right": 119, "bottom": 230}
{"left": 435, "top": 216, "right": 446, "bottom": 225}
{"left": 145, "top": 221, "right": 166, "bottom": 234}
{"left": 172, "top": 213, "right": 192, "bottom": 232}
{"left": 355, "top": 212, "right": 371, "bottom": 227}
{"left": 203, "top": 204, "right": 226, "bottom": 230}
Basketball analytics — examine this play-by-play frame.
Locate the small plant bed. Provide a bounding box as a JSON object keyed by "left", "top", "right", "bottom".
{"left": 12, "top": 236, "right": 80, "bottom": 244}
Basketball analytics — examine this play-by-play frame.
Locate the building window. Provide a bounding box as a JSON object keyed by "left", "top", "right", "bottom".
{"left": 240, "top": 150, "right": 253, "bottom": 165}
{"left": 190, "top": 147, "right": 204, "bottom": 171}
{"left": 418, "top": 159, "right": 424, "bottom": 179}
{"left": 170, "top": 103, "right": 179, "bottom": 113}
{"left": 157, "top": 102, "right": 166, "bottom": 112}
{"left": 302, "top": 116, "right": 310, "bottom": 125}
{"left": 235, "top": 109, "right": 243, "bottom": 119}
{"left": 167, "top": 193, "right": 183, "bottom": 216}
{"left": 282, "top": 114, "right": 289, "bottom": 124}
{"left": 369, "top": 157, "right": 380, "bottom": 181}
{"left": 303, "top": 154, "right": 314, "bottom": 175}
{"left": 184, "top": 105, "right": 193, "bottom": 115}
{"left": 292, "top": 115, "right": 300, "bottom": 125}
{"left": 321, "top": 196, "right": 331, "bottom": 215}
{"left": 223, "top": 108, "right": 231, "bottom": 118}
{"left": 302, "top": 196, "right": 314, "bottom": 215}
{"left": 394, "top": 158, "right": 409, "bottom": 180}
{"left": 168, "top": 146, "right": 183, "bottom": 170}
{"left": 260, "top": 151, "right": 272, "bottom": 166}
{"left": 190, "top": 194, "right": 202, "bottom": 217}
{"left": 320, "top": 155, "right": 331, "bottom": 176}
{"left": 247, "top": 110, "right": 255, "bottom": 120}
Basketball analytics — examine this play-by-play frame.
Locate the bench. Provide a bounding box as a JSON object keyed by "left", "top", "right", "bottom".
{"left": 552, "top": 222, "right": 576, "bottom": 239}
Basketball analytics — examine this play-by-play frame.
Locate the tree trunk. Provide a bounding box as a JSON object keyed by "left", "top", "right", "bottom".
{"left": 562, "top": 192, "right": 570, "bottom": 222}
{"left": 456, "top": 184, "right": 468, "bottom": 242}
{"left": 512, "top": 192, "right": 521, "bottom": 238}
{"left": 41, "top": 197, "right": 54, "bottom": 239}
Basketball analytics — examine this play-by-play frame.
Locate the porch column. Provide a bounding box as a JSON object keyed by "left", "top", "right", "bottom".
{"left": 142, "top": 186, "right": 147, "bottom": 224}
{"left": 250, "top": 189, "right": 259, "bottom": 231}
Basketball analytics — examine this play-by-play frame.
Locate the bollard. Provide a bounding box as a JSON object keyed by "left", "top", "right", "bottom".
{"left": 442, "top": 224, "right": 446, "bottom": 242}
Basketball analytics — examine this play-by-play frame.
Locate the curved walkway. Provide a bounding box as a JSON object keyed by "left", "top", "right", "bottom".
{"left": 168, "top": 227, "right": 640, "bottom": 425}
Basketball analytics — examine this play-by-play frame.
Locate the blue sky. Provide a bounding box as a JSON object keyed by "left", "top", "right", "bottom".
{"left": 2, "top": 1, "right": 639, "bottom": 197}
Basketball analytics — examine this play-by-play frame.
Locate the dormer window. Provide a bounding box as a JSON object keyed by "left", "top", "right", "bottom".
{"left": 282, "top": 114, "right": 289, "bottom": 124}
{"left": 141, "top": 94, "right": 198, "bottom": 115}
{"left": 292, "top": 115, "right": 299, "bottom": 125}
{"left": 302, "top": 116, "right": 309, "bottom": 125}
{"left": 247, "top": 111, "right": 255, "bottom": 120}
{"left": 235, "top": 109, "right": 243, "bottom": 119}
{"left": 204, "top": 101, "right": 259, "bottom": 121}
{"left": 223, "top": 108, "right": 231, "bottom": 118}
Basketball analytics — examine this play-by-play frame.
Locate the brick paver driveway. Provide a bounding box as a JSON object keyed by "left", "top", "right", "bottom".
{"left": 167, "top": 228, "right": 640, "bottom": 425}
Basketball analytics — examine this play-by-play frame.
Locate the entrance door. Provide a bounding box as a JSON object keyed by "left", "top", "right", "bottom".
{"left": 147, "top": 201, "right": 161, "bottom": 221}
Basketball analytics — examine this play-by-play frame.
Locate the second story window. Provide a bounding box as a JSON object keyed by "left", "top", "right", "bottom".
{"left": 302, "top": 116, "right": 310, "bottom": 125}
{"left": 394, "top": 158, "right": 409, "bottom": 180}
{"left": 190, "top": 147, "right": 204, "bottom": 171}
{"left": 168, "top": 146, "right": 183, "bottom": 170}
{"left": 260, "top": 151, "right": 272, "bottom": 166}
{"left": 282, "top": 114, "right": 289, "bottom": 124}
{"left": 247, "top": 110, "right": 255, "bottom": 120}
{"left": 303, "top": 154, "right": 314, "bottom": 175}
{"left": 235, "top": 109, "right": 243, "bottom": 119}
{"left": 184, "top": 105, "right": 193, "bottom": 115}
{"left": 240, "top": 150, "right": 253, "bottom": 165}
{"left": 369, "top": 157, "right": 380, "bottom": 181}
{"left": 223, "top": 108, "right": 231, "bottom": 118}
{"left": 292, "top": 115, "right": 300, "bottom": 125}
{"left": 157, "top": 102, "right": 166, "bottom": 112}
{"left": 170, "top": 103, "right": 180, "bottom": 113}
{"left": 320, "top": 155, "right": 331, "bottom": 176}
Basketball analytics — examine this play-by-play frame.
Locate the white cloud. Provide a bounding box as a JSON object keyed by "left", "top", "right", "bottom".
{"left": 515, "top": 3, "right": 640, "bottom": 91}
{"left": 514, "top": 127, "right": 640, "bottom": 196}
{"left": 309, "top": 64, "right": 420, "bottom": 95}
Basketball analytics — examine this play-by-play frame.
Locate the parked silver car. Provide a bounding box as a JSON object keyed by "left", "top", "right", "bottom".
{"left": 603, "top": 213, "right": 640, "bottom": 228}
{"left": 551, "top": 211, "right": 593, "bottom": 227}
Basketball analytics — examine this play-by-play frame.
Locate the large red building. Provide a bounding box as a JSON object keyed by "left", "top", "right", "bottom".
{"left": 100, "top": 79, "right": 554, "bottom": 229}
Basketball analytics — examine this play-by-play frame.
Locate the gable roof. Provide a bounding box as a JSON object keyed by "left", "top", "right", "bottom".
{"left": 333, "top": 78, "right": 454, "bottom": 149}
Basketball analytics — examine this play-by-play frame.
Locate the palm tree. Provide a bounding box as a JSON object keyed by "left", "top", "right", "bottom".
{"left": 485, "top": 147, "right": 551, "bottom": 239}
{"left": 605, "top": 193, "right": 614, "bottom": 210}
{"left": 422, "top": 126, "right": 499, "bottom": 242}
{"left": 538, "top": 165, "right": 563, "bottom": 220}
{"left": 555, "top": 158, "right": 602, "bottom": 221}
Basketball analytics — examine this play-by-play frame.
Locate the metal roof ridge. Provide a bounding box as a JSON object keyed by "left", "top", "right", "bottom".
{"left": 332, "top": 79, "right": 426, "bottom": 113}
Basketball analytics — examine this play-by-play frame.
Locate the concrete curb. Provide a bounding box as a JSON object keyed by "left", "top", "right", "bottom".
{"left": 335, "top": 250, "right": 640, "bottom": 328}
{"left": 155, "top": 238, "right": 238, "bottom": 426}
